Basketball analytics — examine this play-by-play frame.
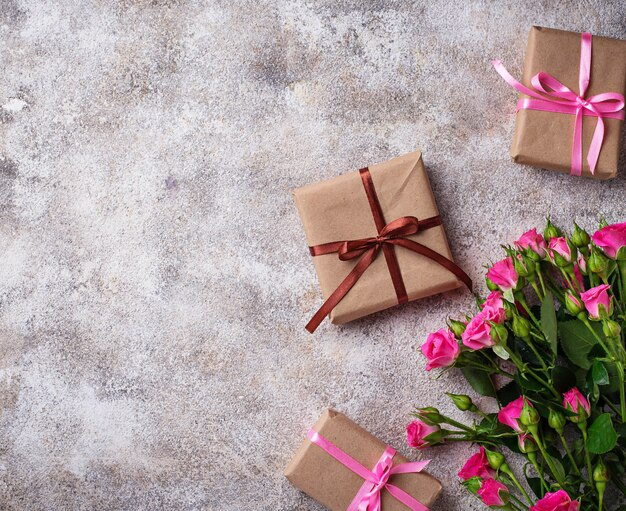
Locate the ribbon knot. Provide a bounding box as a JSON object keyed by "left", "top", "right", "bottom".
{"left": 307, "top": 429, "right": 432, "bottom": 511}
{"left": 357, "top": 452, "right": 395, "bottom": 511}
{"left": 493, "top": 32, "right": 625, "bottom": 176}
{"left": 338, "top": 216, "right": 420, "bottom": 261}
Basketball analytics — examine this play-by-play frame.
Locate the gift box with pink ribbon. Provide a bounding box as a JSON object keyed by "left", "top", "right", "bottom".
{"left": 493, "top": 26, "right": 626, "bottom": 179}
{"left": 285, "top": 409, "right": 442, "bottom": 511}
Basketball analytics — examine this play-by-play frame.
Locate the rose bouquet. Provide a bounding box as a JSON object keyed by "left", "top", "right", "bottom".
{"left": 409, "top": 219, "right": 626, "bottom": 510}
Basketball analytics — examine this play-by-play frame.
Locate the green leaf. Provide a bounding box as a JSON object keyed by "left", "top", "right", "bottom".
{"left": 462, "top": 476, "right": 482, "bottom": 494}
{"left": 540, "top": 291, "right": 558, "bottom": 354}
{"left": 587, "top": 413, "right": 618, "bottom": 454}
{"left": 591, "top": 360, "right": 610, "bottom": 386}
{"left": 461, "top": 367, "right": 496, "bottom": 398}
{"left": 492, "top": 344, "right": 510, "bottom": 360}
{"left": 503, "top": 288, "right": 515, "bottom": 303}
{"left": 525, "top": 476, "right": 543, "bottom": 499}
{"left": 547, "top": 454, "right": 566, "bottom": 482}
{"left": 476, "top": 414, "right": 503, "bottom": 435}
{"left": 515, "top": 372, "right": 544, "bottom": 392}
{"left": 552, "top": 366, "right": 576, "bottom": 393}
{"left": 600, "top": 361, "right": 621, "bottom": 395}
{"left": 558, "top": 320, "right": 603, "bottom": 369}
{"left": 497, "top": 380, "right": 522, "bottom": 406}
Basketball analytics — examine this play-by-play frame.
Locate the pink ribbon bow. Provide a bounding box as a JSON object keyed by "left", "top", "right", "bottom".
{"left": 307, "top": 429, "right": 431, "bottom": 511}
{"left": 492, "top": 32, "right": 625, "bottom": 176}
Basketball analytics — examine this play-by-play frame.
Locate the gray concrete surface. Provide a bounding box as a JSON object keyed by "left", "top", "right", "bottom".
{"left": 0, "top": 1, "right": 625, "bottom": 509}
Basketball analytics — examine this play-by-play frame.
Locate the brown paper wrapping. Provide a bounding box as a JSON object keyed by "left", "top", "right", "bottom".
{"left": 285, "top": 410, "right": 442, "bottom": 511}
{"left": 293, "top": 151, "right": 462, "bottom": 325}
{"left": 511, "top": 26, "right": 626, "bottom": 179}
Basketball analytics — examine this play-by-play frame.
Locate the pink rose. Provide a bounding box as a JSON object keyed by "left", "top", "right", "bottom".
{"left": 498, "top": 396, "right": 532, "bottom": 432}
{"left": 592, "top": 222, "right": 626, "bottom": 259}
{"left": 580, "top": 284, "right": 612, "bottom": 319}
{"left": 563, "top": 388, "right": 590, "bottom": 417}
{"left": 530, "top": 490, "right": 580, "bottom": 511}
{"left": 477, "top": 479, "right": 508, "bottom": 507}
{"left": 458, "top": 446, "right": 496, "bottom": 480}
{"left": 461, "top": 314, "right": 493, "bottom": 350}
{"left": 549, "top": 237, "right": 572, "bottom": 262}
{"left": 406, "top": 420, "right": 439, "bottom": 449}
{"left": 515, "top": 228, "right": 547, "bottom": 258}
{"left": 487, "top": 257, "right": 518, "bottom": 292}
{"left": 421, "top": 329, "right": 460, "bottom": 371}
{"left": 481, "top": 291, "right": 506, "bottom": 324}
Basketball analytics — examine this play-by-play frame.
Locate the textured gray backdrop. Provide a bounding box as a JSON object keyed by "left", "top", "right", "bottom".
{"left": 0, "top": 1, "right": 625, "bottom": 510}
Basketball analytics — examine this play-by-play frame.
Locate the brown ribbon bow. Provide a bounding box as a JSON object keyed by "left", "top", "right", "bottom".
{"left": 305, "top": 167, "right": 472, "bottom": 333}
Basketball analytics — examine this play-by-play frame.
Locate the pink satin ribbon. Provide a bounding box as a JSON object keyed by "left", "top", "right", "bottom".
{"left": 492, "top": 32, "right": 625, "bottom": 176}
{"left": 307, "top": 429, "right": 431, "bottom": 511}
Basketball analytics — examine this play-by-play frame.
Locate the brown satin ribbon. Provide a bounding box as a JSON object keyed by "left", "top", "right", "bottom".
{"left": 305, "top": 167, "right": 472, "bottom": 333}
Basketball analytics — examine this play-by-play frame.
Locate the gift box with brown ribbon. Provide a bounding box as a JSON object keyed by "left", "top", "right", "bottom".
{"left": 284, "top": 409, "right": 442, "bottom": 511}
{"left": 493, "top": 26, "right": 626, "bottom": 179}
{"left": 293, "top": 151, "right": 472, "bottom": 332}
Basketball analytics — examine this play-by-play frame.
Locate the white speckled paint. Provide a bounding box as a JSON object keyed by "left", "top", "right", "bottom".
{"left": 0, "top": 1, "right": 625, "bottom": 509}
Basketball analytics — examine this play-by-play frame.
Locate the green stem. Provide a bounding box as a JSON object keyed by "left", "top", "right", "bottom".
{"left": 531, "top": 281, "right": 544, "bottom": 302}
{"left": 518, "top": 297, "right": 541, "bottom": 330}
{"left": 507, "top": 494, "right": 527, "bottom": 511}
{"left": 561, "top": 267, "right": 582, "bottom": 294}
{"left": 601, "top": 395, "right": 621, "bottom": 417}
{"left": 528, "top": 425, "right": 565, "bottom": 487}
{"left": 579, "top": 421, "right": 594, "bottom": 480}
{"left": 599, "top": 490, "right": 604, "bottom": 511}
{"left": 618, "top": 261, "right": 626, "bottom": 308}
{"left": 558, "top": 433, "right": 580, "bottom": 476}
{"left": 525, "top": 339, "right": 550, "bottom": 372}
{"left": 507, "top": 348, "right": 559, "bottom": 399}
{"left": 537, "top": 269, "right": 547, "bottom": 297}
{"left": 617, "top": 361, "right": 626, "bottom": 422}
{"left": 501, "top": 464, "right": 532, "bottom": 505}
{"left": 527, "top": 451, "right": 550, "bottom": 493}
{"left": 440, "top": 416, "right": 475, "bottom": 433}
{"left": 582, "top": 317, "right": 615, "bottom": 359}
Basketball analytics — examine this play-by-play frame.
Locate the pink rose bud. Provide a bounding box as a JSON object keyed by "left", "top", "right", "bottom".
{"left": 461, "top": 313, "right": 494, "bottom": 350}
{"left": 406, "top": 420, "right": 440, "bottom": 449}
{"left": 515, "top": 228, "right": 548, "bottom": 258}
{"left": 565, "top": 292, "right": 584, "bottom": 316}
{"left": 458, "top": 446, "right": 496, "bottom": 480}
{"left": 592, "top": 222, "right": 626, "bottom": 259}
{"left": 497, "top": 396, "right": 532, "bottom": 432}
{"left": 477, "top": 479, "right": 509, "bottom": 507}
{"left": 580, "top": 284, "right": 612, "bottom": 319}
{"left": 548, "top": 237, "right": 573, "bottom": 263}
{"left": 577, "top": 253, "right": 587, "bottom": 274}
{"left": 563, "top": 388, "right": 591, "bottom": 420}
{"left": 480, "top": 291, "right": 506, "bottom": 324}
{"left": 530, "top": 489, "right": 580, "bottom": 511}
{"left": 486, "top": 257, "right": 518, "bottom": 293}
{"left": 572, "top": 263, "right": 584, "bottom": 291}
{"left": 518, "top": 433, "right": 536, "bottom": 453}
{"left": 421, "top": 329, "right": 461, "bottom": 371}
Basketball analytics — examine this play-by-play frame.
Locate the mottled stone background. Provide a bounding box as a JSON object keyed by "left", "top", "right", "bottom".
{"left": 0, "top": 1, "right": 625, "bottom": 510}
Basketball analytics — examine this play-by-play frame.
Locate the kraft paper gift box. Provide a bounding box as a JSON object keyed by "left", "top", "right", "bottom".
{"left": 293, "top": 151, "right": 471, "bottom": 332}
{"left": 284, "top": 409, "right": 442, "bottom": 511}
{"left": 496, "top": 26, "right": 626, "bottom": 180}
